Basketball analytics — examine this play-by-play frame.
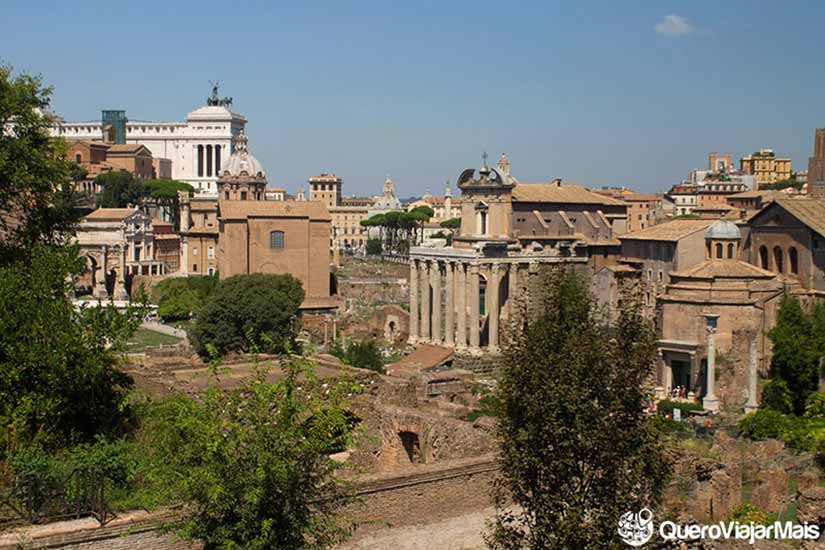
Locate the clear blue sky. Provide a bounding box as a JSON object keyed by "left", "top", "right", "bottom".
{"left": 3, "top": 1, "right": 823, "bottom": 196}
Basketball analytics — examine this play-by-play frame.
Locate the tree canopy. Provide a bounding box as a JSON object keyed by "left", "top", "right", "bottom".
{"left": 488, "top": 268, "right": 671, "bottom": 549}
{"left": 359, "top": 206, "right": 433, "bottom": 254}
{"left": 190, "top": 273, "right": 304, "bottom": 357}
{"left": 0, "top": 64, "right": 80, "bottom": 265}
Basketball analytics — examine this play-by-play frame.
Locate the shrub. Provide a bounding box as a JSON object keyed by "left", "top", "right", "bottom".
{"left": 154, "top": 276, "right": 217, "bottom": 321}
{"left": 738, "top": 409, "right": 792, "bottom": 441}
{"left": 656, "top": 399, "right": 703, "bottom": 416}
{"left": 782, "top": 417, "right": 825, "bottom": 452}
{"left": 761, "top": 379, "right": 794, "bottom": 414}
{"left": 804, "top": 392, "right": 825, "bottom": 419}
{"left": 650, "top": 415, "right": 691, "bottom": 434}
{"left": 190, "top": 273, "right": 304, "bottom": 357}
{"left": 365, "top": 238, "right": 382, "bottom": 256}
{"left": 330, "top": 339, "right": 385, "bottom": 374}
{"left": 729, "top": 503, "right": 774, "bottom": 525}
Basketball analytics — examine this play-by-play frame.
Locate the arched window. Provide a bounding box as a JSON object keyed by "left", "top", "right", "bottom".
{"left": 789, "top": 247, "right": 799, "bottom": 275}
{"left": 773, "top": 246, "right": 784, "bottom": 273}
{"left": 715, "top": 243, "right": 723, "bottom": 259}
{"left": 75, "top": 153, "right": 82, "bottom": 164}
{"left": 270, "top": 230, "right": 285, "bottom": 249}
{"left": 727, "top": 243, "right": 734, "bottom": 259}
{"left": 759, "top": 246, "right": 768, "bottom": 269}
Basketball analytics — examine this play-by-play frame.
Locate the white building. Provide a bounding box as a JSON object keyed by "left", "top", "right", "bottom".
{"left": 50, "top": 99, "right": 246, "bottom": 194}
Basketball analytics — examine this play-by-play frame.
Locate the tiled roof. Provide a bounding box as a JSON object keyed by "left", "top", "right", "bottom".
{"left": 219, "top": 199, "right": 331, "bottom": 221}
{"left": 624, "top": 193, "right": 660, "bottom": 202}
{"left": 619, "top": 219, "right": 713, "bottom": 242}
{"left": 512, "top": 183, "right": 626, "bottom": 206}
{"left": 83, "top": 208, "right": 138, "bottom": 221}
{"left": 766, "top": 198, "right": 825, "bottom": 238}
{"left": 105, "top": 144, "right": 149, "bottom": 154}
{"left": 670, "top": 260, "right": 776, "bottom": 280}
{"left": 727, "top": 189, "right": 781, "bottom": 200}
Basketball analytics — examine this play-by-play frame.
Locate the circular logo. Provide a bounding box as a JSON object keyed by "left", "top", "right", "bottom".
{"left": 618, "top": 508, "right": 654, "bottom": 547}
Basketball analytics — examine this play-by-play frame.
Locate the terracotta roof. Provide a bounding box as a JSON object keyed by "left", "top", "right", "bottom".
{"left": 600, "top": 263, "right": 638, "bottom": 273}
{"left": 512, "top": 183, "right": 626, "bottom": 206}
{"left": 727, "top": 189, "right": 780, "bottom": 200}
{"left": 623, "top": 193, "right": 660, "bottom": 202}
{"left": 219, "top": 199, "right": 331, "bottom": 222}
{"left": 83, "top": 208, "right": 139, "bottom": 221}
{"left": 764, "top": 198, "right": 825, "bottom": 238}
{"left": 670, "top": 260, "right": 776, "bottom": 280}
{"left": 619, "top": 219, "right": 713, "bottom": 242}
{"left": 106, "top": 144, "right": 150, "bottom": 155}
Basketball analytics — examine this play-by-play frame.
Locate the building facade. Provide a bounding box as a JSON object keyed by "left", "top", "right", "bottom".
{"left": 807, "top": 129, "right": 825, "bottom": 198}
{"left": 51, "top": 91, "right": 247, "bottom": 193}
{"left": 740, "top": 149, "right": 792, "bottom": 186}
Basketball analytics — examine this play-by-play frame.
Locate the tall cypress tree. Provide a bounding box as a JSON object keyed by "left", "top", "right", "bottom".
{"left": 488, "top": 268, "right": 671, "bottom": 550}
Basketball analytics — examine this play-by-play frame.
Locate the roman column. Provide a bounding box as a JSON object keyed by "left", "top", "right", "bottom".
{"left": 431, "top": 260, "right": 442, "bottom": 345}
{"left": 702, "top": 314, "right": 720, "bottom": 412}
{"left": 445, "top": 261, "right": 455, "bottom": 346}
{"left": 488, "top": 263, "right": 501, "bottom": 352}
{"left": 469, "top": 264, "right": 480, "bottom": 351}
{"left": 93, "top": 246, "right": 109, "bottom": 299}
{"left": 420, "top": 260, "right": 431, "bottom": 342}
{"left": 408, "top": 259, "right": 419, "bottom": 344}
{"left": 113, "top": 245, "right": 129, "bottom": 300}
{"left": 745, "top": 336, "right": 759, "bottom": 413}
{"left": 456, "top": 263, "right": 467, "bottom": 350}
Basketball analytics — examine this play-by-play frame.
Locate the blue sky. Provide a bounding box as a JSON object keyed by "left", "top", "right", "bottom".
{"left": 3, "top": 1, "right": 823, "bottom": 196}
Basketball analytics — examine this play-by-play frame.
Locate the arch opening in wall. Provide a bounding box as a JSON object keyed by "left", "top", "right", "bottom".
{"left": 789, "top": 247, "right": 799, "bottom": 275}
{"left": 727, "top": 243, "right": 734, "bottom": 259}
{"left": 773, "top": 246, "right": 784, "bottom": 273}
{"left": 398, "top": 431, "right": 421, "bottom": 464}
{"left": 759, "top": 246, "right": 768, "bottom": 270}
{"left": 715, "top": 243, "right": 723, "bottom": 259}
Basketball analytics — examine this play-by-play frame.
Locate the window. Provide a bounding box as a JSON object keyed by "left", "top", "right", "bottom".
{"left": 715, "top": 243, "right": 723, "bottom": 259}
{"left": 789, "top": 247, "right": 798, "bottom": 275}
{"left": 241, "top": 191, "right": 247, "bottom": 200}
{"left": 224, "top": 191, "right": 230, "bottom": 199}
{"left": 658, "top": 271, "right": 663, "bottom": 283}
{"left": 193, "top": 247, "right": 198, "bottom": 256}
{"left": 479, "top": 211, "right": 488, "bottom": 235}
{"left": 759, "top": 246, "right": 768, "bottom": 269}
{"left": 727, "top": 243, "right": 734, "bottom": 259}
{"left": 773, "top": 246, "right": 784, "bottom": 273}
{"left": 207, "top": 267, "right": 215, "bottom": 276}
{"left": 270, "top": 230, "right": 285, "bottom": 249}
{"left": 208, "top": 246, "right": 214, "bottom": 259}
{"left": 193, "top": 264, "right": 198, "bottom": 272}
{"left": 75, "top": 153, "right": 82, "bottom": 164}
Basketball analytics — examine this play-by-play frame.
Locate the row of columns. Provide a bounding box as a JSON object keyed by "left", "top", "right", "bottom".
{"left": 92, "top": 245, "right": 129, "bottom": 300}
{"left": 409, "top": 258, "right": 519, "bottom": 352}
{"left": 196, "top": 144, "right": 223, "bottom": 178}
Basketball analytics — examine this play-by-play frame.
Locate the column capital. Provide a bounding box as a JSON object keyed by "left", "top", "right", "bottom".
{"left": 491, "top": 263, "right": 501, "bottom": 275}
{"left": 469, "top": 264, "right": 479, "bottom": 274}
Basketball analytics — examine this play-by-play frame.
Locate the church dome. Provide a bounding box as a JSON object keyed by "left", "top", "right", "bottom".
{"left": 219, "top": 130, "right": 266, "bottom": 179}
{"left": 705, "top": 220, "right": 740, "bottom": 240}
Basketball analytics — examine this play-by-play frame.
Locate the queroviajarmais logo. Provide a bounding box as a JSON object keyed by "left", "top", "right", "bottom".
{"left": 618, "top": 508, "right": 654, "bottom": 547}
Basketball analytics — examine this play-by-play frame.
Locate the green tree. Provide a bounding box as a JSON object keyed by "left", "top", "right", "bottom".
{"left": 488, "top": 268, "right": 671, "bottom": 550}
{"left": 365, "top": 237, "right": 382, "bottom": 255}
{"left": 191, "top": 273, "right": 304, "bottom": 357}
{"left": 760, "top": 379, "right": 794, "bottom": 414}
{"left": 0, "top": 245, "right": 143, "bottom": 456}
{"left": 154, "top": 276, "right": 217, "bottom": 322}
{"left": 768, "top": 296, "right": 820, "bottom": 414}
{"left": 95, "top": 171, "right": 145, "bottom": 208}
{"left": 440, "top": 217, "right": 461, "bottom": 229}
{"left": 0, "top": 64, "right": 80, "bottom": 265}
{"left": 143, "top": 179, "right": 194, "bottom": 230}
{"left": 152, "top": 357, "right": 357, "bottom": 549}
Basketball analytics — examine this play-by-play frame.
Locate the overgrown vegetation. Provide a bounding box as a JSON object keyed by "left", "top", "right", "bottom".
{"left": 190, "top": 273, "right": 304, "bottom": 357}
{"left": 154, "top": 275, "right": 218, "bottom": 321}
{"left": 329, "top": 338, "right": 386, "bottom": 374}
{"left": 488, "top": 268, "right": 671, "bottom": 549}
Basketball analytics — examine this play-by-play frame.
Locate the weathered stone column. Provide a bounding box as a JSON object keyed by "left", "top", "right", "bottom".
{"left": 745, "top": 336, "right": 759, "bottom": 413}
{"left": 469, "top": 264, "right": 480, "bottom": 351}
{"left": 408, "top": 259, "right": 419, "bottom": 344}
{"left": 420, "top": 260, "right": 431, "bottom": 342}
{"left": 456, "top": 263, "right": 467, "bottom": 350}
{"left": 94, "top": 246, "right": 109, "bottom": 299}
{"left": 431, "top": 261, "right": 442, "bottom": 345}
{"left": 114, "top": 245, "right": 129, "bottom": 300}
{"left": 445, "top": 261, "right": 455, "bottom": 346}
{"left": 702, "top": 313, "right": 720, "bottom": 412}
{"left": 488, "top": 263, "right": 501, "bottom": 352}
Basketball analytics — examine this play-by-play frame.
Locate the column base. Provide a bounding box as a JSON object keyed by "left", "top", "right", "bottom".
{"left": 407, "top": 335, "right": 419, "bottom": 345}
{"left": 702, "top": 396, "right": 720, "bottom": 413}
{"left": 93, "top": 285, "right": 109, "bottom": 299}
{"left": 744, "top": 403, "right": 759, "bottom": 414}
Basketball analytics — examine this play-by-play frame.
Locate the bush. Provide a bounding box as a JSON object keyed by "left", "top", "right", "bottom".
{"left": 738, "top": 409, "right": 792, "bottom": 441}
{"left": 650, "top": 415, "right": 691, "bottom": 434}
{"left": 782, "top": 417, "right": 825, "bottom": 451}
{"left": 190, "top": 273, "right": 304, "bottom": 357}
{"left": 761, "top": 379, "right": 794, "bottom": 414}
{"left": 330, "top": 339, "right": 385, "bottom": 374}
{"left": 729, "top": 503, "right": 774, "bottom": 525}
{"left": 656, "top": 399, "right": 703, "bottom": 416}
{"left": 154, "top": 276, "right": 217, "bottom": 321}
{"left": 804, "top": 392, "right": 825, "bottom": 419}
{"left": 365, "top": 238, "right": 382, "bottom": 256}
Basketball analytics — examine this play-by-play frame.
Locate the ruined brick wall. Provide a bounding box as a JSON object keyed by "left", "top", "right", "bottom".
{"left": 338, "top": 276, "right": 409, "bottom": 306}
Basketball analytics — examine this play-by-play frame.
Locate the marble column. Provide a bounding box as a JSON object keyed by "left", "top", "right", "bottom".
{"left": 702, "top": 314, "right": 720, "bottom": 412}
{"left": 93, "top": 246, "right": 109, "bottom": 299}
{"left": 408, "top": 259, "right": 419, "bottom": 344}
{"left": 456, "top": 263, "right": 467, "bottom": 350}
{"left": 431, "top": 261, "right": 442, "bottom": 345}
{"left": 469, "top": 265, "right": 480, "bottom": 351}
{"left": 488, "top": 263, "right": 501, "bottom": 352}
{"left": 445, "top": 261, "right": 455, "bottom": 346}
{"left": 420, "top": 260, "right": 431, "bottom": 342}
{"left": 114, "top": 246, "right": 129, "bottom": 300}
{"left": 745, "top": 336, "right": 759, "bottom": 413}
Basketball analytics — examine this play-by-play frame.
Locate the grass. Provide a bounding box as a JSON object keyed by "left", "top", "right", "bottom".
{"left": 126, "top": 328, "right": 181, "bottom": 352}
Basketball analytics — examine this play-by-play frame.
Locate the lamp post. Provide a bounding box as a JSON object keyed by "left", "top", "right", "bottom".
{"left": 701, "top": 313, "right": 720, "bottom": 413}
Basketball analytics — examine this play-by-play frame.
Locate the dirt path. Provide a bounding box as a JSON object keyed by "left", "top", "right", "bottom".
{"left": 338, "top": 507, "right": 494, "bottom": 550}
